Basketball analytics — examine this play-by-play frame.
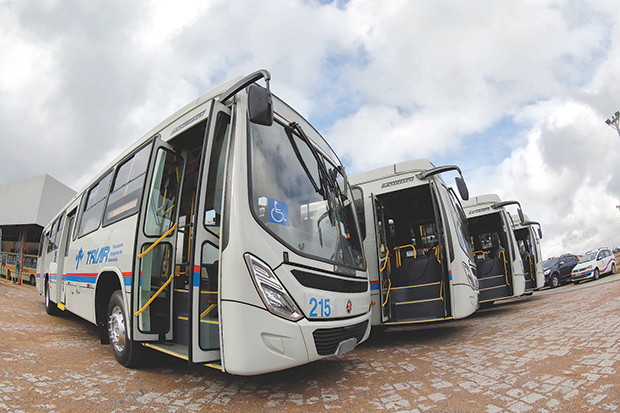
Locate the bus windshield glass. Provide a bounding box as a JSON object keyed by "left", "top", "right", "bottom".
{"left": 249, "top": 118, "right": 364, "bottom": 270}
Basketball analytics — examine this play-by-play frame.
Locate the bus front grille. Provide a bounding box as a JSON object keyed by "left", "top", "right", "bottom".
{"left": 312, "top": 320, "right": 368, "bottom": 356}
{"left": 291, "top": 270, "right": 368, "bottom": 293}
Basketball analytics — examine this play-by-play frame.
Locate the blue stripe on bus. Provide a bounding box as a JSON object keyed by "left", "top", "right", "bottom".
{"left": 60, "top": 272, "right": 132, "bottom": 286}
{"left": 64, "top": 274, "right": 97, "bottom": 283}
{"left": 449, "top": 270, "right": 452, "bottom": 281}
{"left": 370, "top": 280, "right": 380, "bottom": 290}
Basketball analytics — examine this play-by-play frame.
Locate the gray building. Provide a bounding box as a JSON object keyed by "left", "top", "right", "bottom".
{"left": 0, "top": 174, "right": 76, "bottom": 283}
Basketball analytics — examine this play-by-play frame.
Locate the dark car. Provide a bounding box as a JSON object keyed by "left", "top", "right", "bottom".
{"left": 543, "top": 254, "right": 579, "bottom": 288}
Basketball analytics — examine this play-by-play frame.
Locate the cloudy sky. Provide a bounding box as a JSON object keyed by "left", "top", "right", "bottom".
{"left": 1, "top": 0, "right": 620, "bottom": 258}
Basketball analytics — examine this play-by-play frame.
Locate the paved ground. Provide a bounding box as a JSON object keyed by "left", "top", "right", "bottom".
{"left": 1, "top": 275, "right": 619, "bottom": 412}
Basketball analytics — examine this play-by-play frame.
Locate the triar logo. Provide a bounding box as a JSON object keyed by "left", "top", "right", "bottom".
{"left": 76, "top": 248, "right": 84, "bottom": 270}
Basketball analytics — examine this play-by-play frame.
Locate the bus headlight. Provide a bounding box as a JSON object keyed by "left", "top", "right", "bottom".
{"left": 244, "top": 253, "right": 303, "bottom": 321}
{"left": 462, "top": 262, "right": 479, "bottom": 291}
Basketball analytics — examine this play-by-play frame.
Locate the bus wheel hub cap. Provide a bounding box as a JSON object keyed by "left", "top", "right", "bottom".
{"left": 109, "top": 306, "right": 126, "bottom": 352}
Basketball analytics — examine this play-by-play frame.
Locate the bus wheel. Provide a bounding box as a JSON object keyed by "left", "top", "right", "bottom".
{"left": 107, "top": 290, "right": 143, "bottom": 368}
{"left": 44, "top": 279, "right": 60, "bottom": 316}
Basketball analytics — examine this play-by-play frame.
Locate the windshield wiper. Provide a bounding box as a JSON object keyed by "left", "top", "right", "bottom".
{"left": 285, "top": 122, "right": 347, "bottom": 202}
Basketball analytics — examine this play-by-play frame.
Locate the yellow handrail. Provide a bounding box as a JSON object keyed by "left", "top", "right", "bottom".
{"left": 393, "top": 244, "right": 416, "bottom": 268}
{"left": 380, "top": 247, "right": 390, "bottom": 272}
{"left": 499, "top": 250, "right": 510, "bottom": 286}
{"left": 526, "top": 255, "right": 534, "bottom": 281}
{"left": 134, "top": 272, "right": 174, "bottom": 317}
{"left": 473, "top": 250, "right": 489, "bottom": 259}
{"left": 382, "top": 278, "right": 392, "bottom": 307}
{"left": 200, "top": 303, "right": 217, "bottom": 319}
{"left": 137, "top": 222, "right": 178, "bottom": 259}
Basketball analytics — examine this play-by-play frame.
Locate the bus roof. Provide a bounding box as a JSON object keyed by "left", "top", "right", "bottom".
{"left": 462, "top": 194, "right": 503, "bottom": 218}
{"left": 349, "top": 159, "right": 435, "bottom": 186}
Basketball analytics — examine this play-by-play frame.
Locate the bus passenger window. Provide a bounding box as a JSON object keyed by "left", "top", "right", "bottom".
{"left": 104, "top": 144, "right": 151, "bottom": 226}
{"left": 78, "top": 172, "right": 113, "bottom": 237}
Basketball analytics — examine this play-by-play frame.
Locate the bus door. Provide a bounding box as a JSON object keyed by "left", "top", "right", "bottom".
{"left": 188, "top": 102, "right": 231, "bottom": 364}
{"left": 57, "top": 209, "right": 77, "bottom": 309}
{"left": 372, "top": 194, "right": 391, "bottom": 323}
{"left": 133, "top": 138, "right": 186, "bottom": 342}
{"left": 50, "top": 215, "right": 66, "bottom": 306}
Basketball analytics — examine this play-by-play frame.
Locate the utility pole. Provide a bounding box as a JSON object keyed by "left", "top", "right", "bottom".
{"left": 605, "top": 111, "right": 620, "bottom": 137}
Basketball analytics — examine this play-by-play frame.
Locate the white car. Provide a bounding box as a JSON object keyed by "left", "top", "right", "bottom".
{"left": 570, "top": 247, "right": 616, "bottom": 283}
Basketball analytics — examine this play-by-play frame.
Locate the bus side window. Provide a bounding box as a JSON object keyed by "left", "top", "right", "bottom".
{"left": 47, "top": 217, "right": 62, "bottom": 253}
{"left": 103, "top": 144, "right": 151, "bottom": 226}
{"left": 46, "top": 228, "right": 55, "bottom": 254}
{"left": 204, "top": 112, "right": 231, "bottom": 232}
{"left": 78, "top": 172, "right": 113, "bottom": 238}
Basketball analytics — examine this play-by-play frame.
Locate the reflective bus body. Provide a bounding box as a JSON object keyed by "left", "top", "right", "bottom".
{"left": 36, "top": 70, "right": 370, "bottom": 375}
{"left": 349, "top": 160, "right": 478, "bottom": 326}
{"left": 463, "top": 194, "right": 525, "bottom": 306}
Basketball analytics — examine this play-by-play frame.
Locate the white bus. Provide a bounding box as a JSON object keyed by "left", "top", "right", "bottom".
{"left": 512, "top": 214, "right": 544, "bottom": 292}
{"left": 349, "top": 160, "right": 478, "bottom": 327}
{"left": 462, "top": 195, "right": 525, "bottom": 307}
{"left": 36, "top": 70, "right": 370, "bottom": 375}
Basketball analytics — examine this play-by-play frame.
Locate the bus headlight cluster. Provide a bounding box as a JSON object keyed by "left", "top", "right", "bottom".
{"left": 244, "top": 253, "right": 303, "bottom": 322}
{"left": 462, "top": 262, "right": 479, "bottom": 291}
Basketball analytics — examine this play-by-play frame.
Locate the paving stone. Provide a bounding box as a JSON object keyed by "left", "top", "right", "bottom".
{"left": 1, "top": 275, "right": 620, "bottom": 411}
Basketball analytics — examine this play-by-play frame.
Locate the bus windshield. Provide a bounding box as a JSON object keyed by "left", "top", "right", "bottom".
{"left": 249, "top": 118, "right": 365, "bottom": 270}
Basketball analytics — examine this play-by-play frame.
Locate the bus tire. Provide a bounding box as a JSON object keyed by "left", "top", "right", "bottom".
{"left": 107, "top": 290, "right": 143, "bottom": 368}
{"left": 44, "top": 278, "right": 60, "bottom": 316}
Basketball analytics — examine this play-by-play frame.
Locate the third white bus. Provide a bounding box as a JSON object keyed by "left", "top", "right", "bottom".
{"left": 513, "top": 214, "right": 544, "bottom": 292}
{"left": 462, "top": 195, "right": 525, "bottom": 307}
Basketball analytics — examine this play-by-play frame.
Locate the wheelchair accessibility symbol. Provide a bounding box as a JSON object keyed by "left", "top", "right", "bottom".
{"left": 268, "top": 198, "right": 289, "bottom": 226}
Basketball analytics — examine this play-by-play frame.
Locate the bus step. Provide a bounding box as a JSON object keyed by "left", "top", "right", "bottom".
{"left": 144, "top": 342, "right": 188, "bottom": 361}
{"left": 204, "top": 360, "right": 223, "bottom": 371}
{"left": 390, "top": 299, "right": 445, "bottom": 322}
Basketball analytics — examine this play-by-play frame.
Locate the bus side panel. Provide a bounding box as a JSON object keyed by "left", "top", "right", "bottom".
{"left": 219, "top": 300, "right": 308, "bottom": 375}
{"left": 436, "top": 190, "right": 477, "bottom": 320}
{"left": 67, "top": 215, "right": 138, "bottom": 325}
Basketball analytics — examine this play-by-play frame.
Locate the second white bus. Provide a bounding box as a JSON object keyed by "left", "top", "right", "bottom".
{"left": 349, "top": 160, "right": 479, "bottom": 327}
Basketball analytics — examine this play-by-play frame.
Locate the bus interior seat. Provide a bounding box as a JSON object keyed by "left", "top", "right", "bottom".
{"left": 390, "top": 245, "right": 442, "bottom": 288}
{"left": 476, "top": 232, "right": 505, "bottom": 277}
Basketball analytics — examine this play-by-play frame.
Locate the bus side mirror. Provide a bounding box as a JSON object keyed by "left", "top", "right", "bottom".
{"left": 538, "top": 228, "right": 543, "bottom": 239}
{"left": 455, "top": 176, "right": 469, "bottom": 201}
{"left": 517, "top": 208, "right": 524, "bottom": 223}
{"left": 248, "top": 84, "right": 273, "bottom": 126}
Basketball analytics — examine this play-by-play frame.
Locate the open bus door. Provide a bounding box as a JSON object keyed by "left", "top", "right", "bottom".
{"left": 132, "top": 138, "right": 186, "bottom": 343}
{"left": 372, "top": 194, "right": 391, "bottom": 323}
{"left": 57, "top": 209, "right": 77, "bottom": 311}
{"left": 188, "top": 100, "right": 232, "bottom": 365}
